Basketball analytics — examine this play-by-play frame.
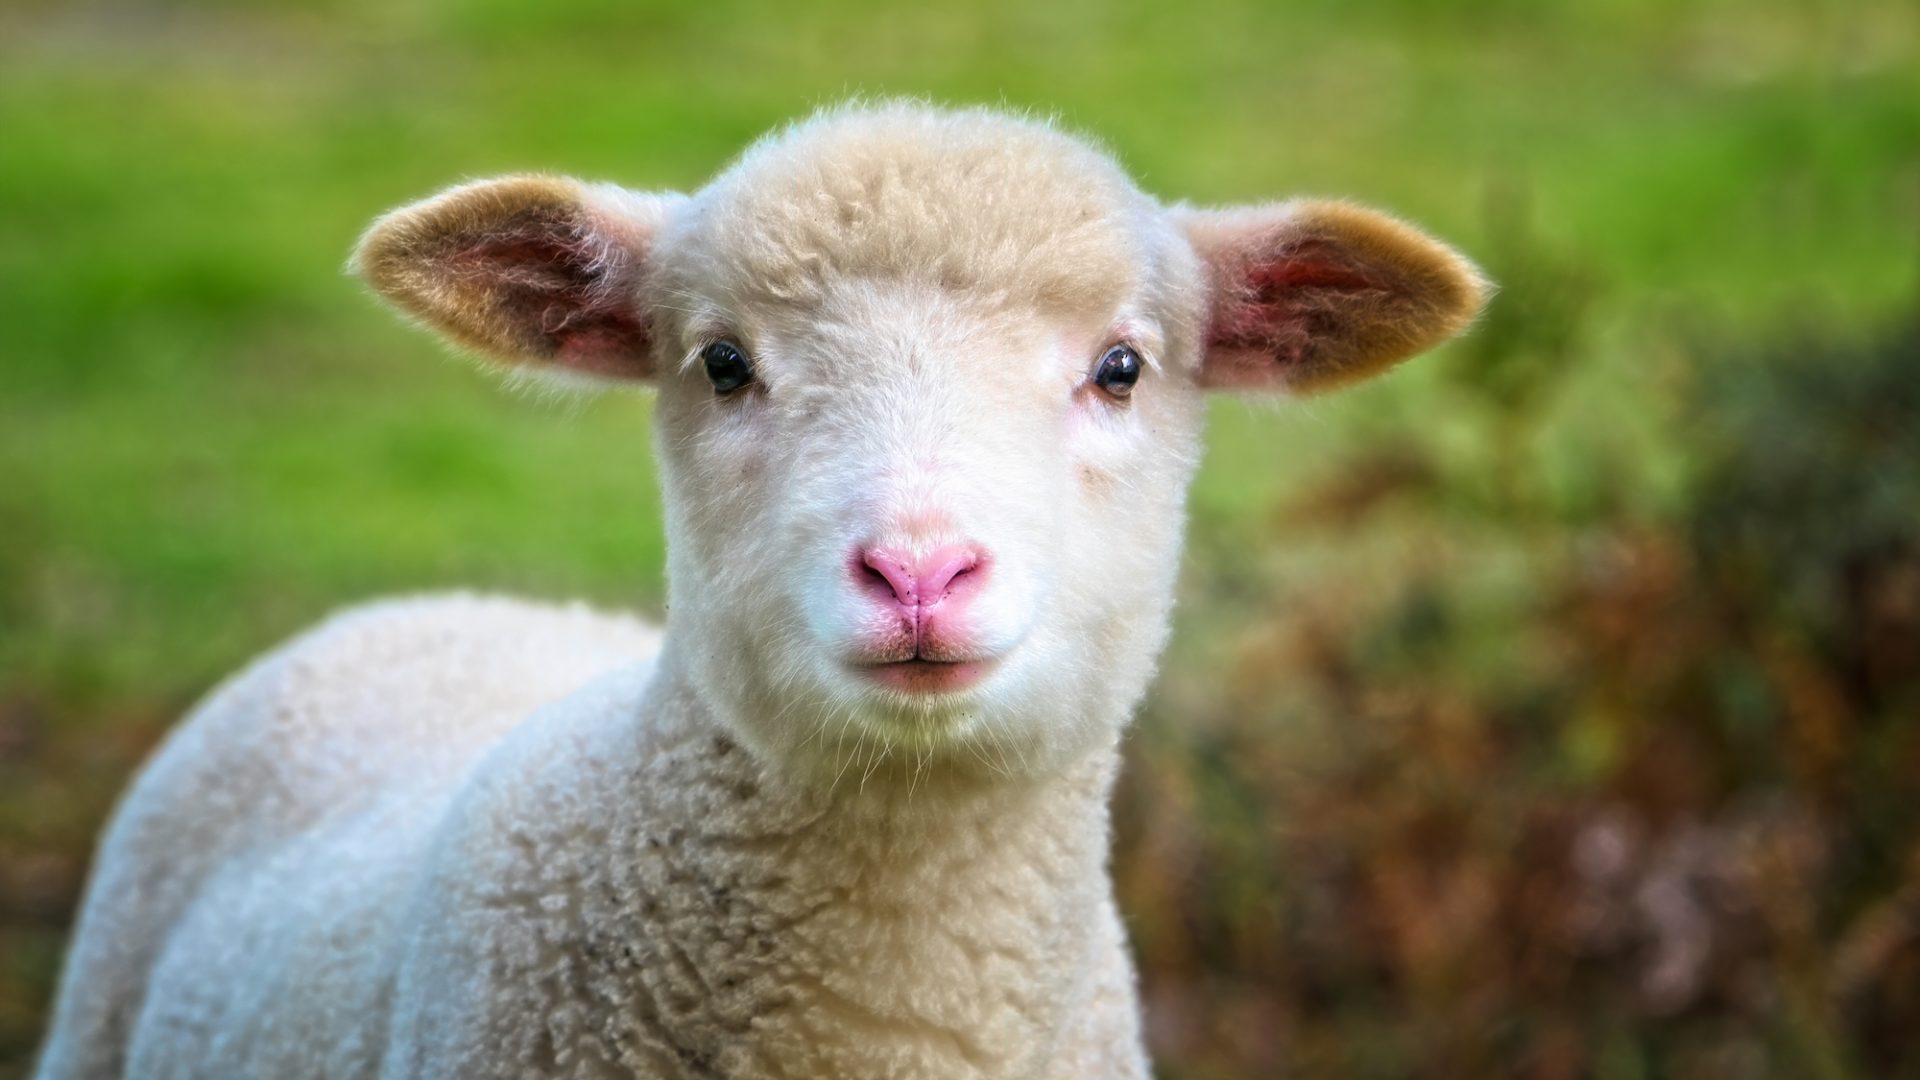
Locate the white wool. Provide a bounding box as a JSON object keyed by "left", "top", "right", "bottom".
{"left": 36, "top": 595, "right": 1143, "bottom": 1078}
{"left": 36, "top": 101, "right": 1486, "bottom": 1079}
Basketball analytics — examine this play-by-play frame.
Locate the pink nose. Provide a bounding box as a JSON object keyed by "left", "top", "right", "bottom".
{"left": 856, "top": 543, "right": 984, "bottom": 615}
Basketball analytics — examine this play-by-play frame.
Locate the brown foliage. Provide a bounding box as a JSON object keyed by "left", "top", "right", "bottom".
{"left": 1115, "top": 287, "right": 1920, "bottom": 1076}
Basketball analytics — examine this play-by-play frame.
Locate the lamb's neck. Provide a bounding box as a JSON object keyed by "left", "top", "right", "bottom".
{"left": 602, "top": 653, "right": 1123, "bottom": 1076}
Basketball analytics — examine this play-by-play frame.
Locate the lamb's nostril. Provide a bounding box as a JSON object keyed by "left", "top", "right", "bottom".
{"left": 916, "top": 550, "right": 978, "bottom": 602}
{"left": 859, "top": 549, "right": 919, "bottom": 607}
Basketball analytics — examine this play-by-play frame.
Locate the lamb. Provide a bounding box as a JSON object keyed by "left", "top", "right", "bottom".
{"left": 34, "top": 102, "right": 1487, "bottom": 1079}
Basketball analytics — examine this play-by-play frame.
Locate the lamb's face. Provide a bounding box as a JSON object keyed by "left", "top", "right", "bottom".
{"left": 636, "top": 112, "right": 1210, "bottom": 778}
{"left": 654, "top": 287, "right": 1204, "bottom": 774}
{"left": 353, "top": 103, "right": 1489, "bottom": 786}
{"left": 658, "top": 295, "right": 1212, "bottom": 781}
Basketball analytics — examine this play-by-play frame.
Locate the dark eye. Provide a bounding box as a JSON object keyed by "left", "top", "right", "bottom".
{"left": 701, "top": 340, "right": 755, "bottom": 394}
{"left": 1092, "top": 344, "right": 1141, "bottom": 399}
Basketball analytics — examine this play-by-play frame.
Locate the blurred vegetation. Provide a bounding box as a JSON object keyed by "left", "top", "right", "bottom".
{"left": 1, "top": 0, "right": 1915, "bottom": 1076}
{"left": 1122, "top": 266, "right": 1920, "bottom": 1077}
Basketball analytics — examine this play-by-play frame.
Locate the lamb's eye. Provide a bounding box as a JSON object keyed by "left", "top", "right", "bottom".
{"left": 701, "top": 340, "right": 754, "bottom": 394}
{"left": 1092, "top": 345, "right": 1141, "bottom": 400}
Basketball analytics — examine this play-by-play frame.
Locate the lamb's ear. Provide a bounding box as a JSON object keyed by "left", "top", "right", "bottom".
{"left": 350, "top": 175, "right": 682, "bottom": 380}
{"left": 1180, "top": 200, "right": 1489, "bottom": 394}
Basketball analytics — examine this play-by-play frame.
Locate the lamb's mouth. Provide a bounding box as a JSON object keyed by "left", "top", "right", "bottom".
{"left": 853, "top": 657, "right": 996, "bottom": 695}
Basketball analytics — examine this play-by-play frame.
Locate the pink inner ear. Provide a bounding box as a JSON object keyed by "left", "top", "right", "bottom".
{"left": 460, "top": 226, "right": 652, "bottom": 377}
{"left": 1247, "top": 256, "right": 1377, "bottom": 294}
{"left": 551, "top": 313, "right": 652, "bottom": 377}
{"left": 1205, "top": 244, "right": 1384, "bottom": 382}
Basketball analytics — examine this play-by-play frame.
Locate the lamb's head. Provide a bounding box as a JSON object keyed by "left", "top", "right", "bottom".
{"left": 353, "top": 103, "right": 1487, "bottom": 786}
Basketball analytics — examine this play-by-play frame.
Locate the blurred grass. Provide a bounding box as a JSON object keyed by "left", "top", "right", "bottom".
{"left": 1, "top": 0, "right": 1916, "bottom": 1075}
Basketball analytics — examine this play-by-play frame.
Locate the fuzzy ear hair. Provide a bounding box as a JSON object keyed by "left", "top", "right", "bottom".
{"left": 350, "top": 176, "right": 682, "bottom": 380}
{"left": 1180, "top": 200, "right": 1489, "bottom": 394}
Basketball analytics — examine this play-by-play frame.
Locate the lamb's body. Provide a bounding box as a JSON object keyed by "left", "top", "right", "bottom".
{"left": 38, "top": 595, "right": 1143, "bottom": 1079}
{"left": 36, "top": 104, "right": 1486, "bottom": 1078}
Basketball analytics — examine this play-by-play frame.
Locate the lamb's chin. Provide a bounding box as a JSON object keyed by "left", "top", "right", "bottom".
{"left": 805, "top": 676, "right": 1014, "bottom": 754}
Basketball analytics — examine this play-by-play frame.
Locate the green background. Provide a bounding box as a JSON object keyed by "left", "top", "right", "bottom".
{"left": 3, "top": 0, "right": 1916, "bottom": 1075}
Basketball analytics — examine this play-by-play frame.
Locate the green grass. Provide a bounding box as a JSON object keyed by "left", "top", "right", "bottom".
{"left": 0, "top": 0, "right": 1915, "bottom": 1074}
